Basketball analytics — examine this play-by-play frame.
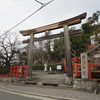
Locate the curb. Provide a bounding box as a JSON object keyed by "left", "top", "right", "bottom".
{"left": 24, "top": 81, "right": 73, "bottom": 88}
{"left": 0, "top": 85, "right": 77, "bottom": 100}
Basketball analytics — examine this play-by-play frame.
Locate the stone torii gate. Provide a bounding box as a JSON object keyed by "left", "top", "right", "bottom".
{"left": 20, "top": 12, "right": 87, "bottom": 82}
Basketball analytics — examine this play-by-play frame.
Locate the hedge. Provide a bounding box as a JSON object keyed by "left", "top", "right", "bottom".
{"left": 33, "top": 64, "right": 44, "bottom": 70}
{"left": 0, "top": 67, "right": 10, "bottom": 74}
{"left": 32, "top": 63, "right": 63, "bottom": 71}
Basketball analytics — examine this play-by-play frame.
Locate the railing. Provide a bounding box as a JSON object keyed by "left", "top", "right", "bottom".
{"left": 62, "top": 59, "right": 66, "bottom": 72}
{"left": 10, "top": 65, "right": 28, "bottom": 77}
{"left": 73, "top": 63, "right": 81, "bottom": 77}
{"left": 62, "top": 58, "right": 100, "bottom": 80}
{"left": 0, "top": 74, "right": 8, "bottom": 77}
{"left": 88, "top": 62, "right": 100, "bottom": 80}
{"left": 73, "top": 62, "right": 100, "bottom": 80}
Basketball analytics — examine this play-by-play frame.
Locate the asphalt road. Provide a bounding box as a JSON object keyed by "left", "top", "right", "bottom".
{"left": 0, "top": 88, "right": 61, "bottom": 100}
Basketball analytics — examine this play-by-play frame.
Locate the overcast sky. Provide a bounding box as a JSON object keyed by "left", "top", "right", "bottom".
{"left": 0, "top": 0, "right": 100, "bottom": 38}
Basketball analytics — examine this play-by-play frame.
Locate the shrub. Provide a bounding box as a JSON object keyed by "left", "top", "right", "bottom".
{"left": 33, "top": 64, "right": 44, "bottom": 70}
{"left": 33, "top": 64, "right": 57, "bottom": 71}
{"left": 0, "top": 67, "right": 10, "bottom": 74}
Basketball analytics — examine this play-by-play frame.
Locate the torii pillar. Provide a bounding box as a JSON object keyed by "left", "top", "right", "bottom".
{"left": 27, "top": 33, "right": 34, "bottom": 79}
{"left": 64, "top": 25, "right": 73, "bottom": 84}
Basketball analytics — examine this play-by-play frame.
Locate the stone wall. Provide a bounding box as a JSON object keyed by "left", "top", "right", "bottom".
{"left": 73, "top": 78, "right": 97, "bottom": 90}
{"left": 0, "top": 77, "right": 25, "bottom": 84}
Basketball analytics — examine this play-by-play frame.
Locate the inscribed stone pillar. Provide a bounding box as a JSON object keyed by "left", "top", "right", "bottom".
{"left": 81, "top": 53, "right": 88, "bottom": 79}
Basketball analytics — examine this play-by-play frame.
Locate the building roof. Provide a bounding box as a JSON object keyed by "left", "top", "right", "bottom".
{"left": 87, "top": 44, "right": 100, "bottom": 55}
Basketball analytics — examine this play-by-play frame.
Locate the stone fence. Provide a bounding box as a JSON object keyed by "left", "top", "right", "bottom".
{"left": 73, "top": 78, "right": 98, "bottom": 91}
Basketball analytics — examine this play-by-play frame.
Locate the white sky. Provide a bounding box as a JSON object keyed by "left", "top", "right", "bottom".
{"left": 0, "top": 0, "right": 100, "bottom": 38}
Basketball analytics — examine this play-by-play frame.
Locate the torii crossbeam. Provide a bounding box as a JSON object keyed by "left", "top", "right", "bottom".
{"left": 20, "top": 13, "right": 86, "bottom": 35}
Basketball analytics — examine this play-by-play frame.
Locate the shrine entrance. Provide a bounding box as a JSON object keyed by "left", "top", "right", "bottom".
{"left": 20, "top": 12, "right": 87, "bottom": 83}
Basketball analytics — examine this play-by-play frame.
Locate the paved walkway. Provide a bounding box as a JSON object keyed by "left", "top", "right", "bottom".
{"left": 32, "top": 71, "right": 67, "bottom": 85}
{"left": 0, "top": 82, "right": 100, "bottom": 100}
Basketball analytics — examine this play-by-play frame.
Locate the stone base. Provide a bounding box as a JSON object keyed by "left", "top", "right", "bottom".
{"left": 65, "top": 76, "right": 73, "bottom": 85}
{"left": 73, "top": 78, "right": 97, "bottom": 90}
{"left": 26, "top": 76, "right": 32, "bottom": 81}
{"left": 26, "top": 76, "right": 37, "bottom": 81}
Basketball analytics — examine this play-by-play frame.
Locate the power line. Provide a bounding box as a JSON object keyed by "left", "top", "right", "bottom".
{"left": 35, "top": 0, "right": 44, "bottom": 5}
{"left": 2, "top": 0, "right": 37, "bottom": 26}
{"left": 0, "top": 0, "right": 17, "bottom": 20}
{"left": 0, "top": 0, "right": 48, "bottom": 29}
{"left": 0, "top": 0, "right": 24, "bottom": 3}
{"left": 1, "top": 0, "right": 54, "bottom": 37}
{"left": 0, "top": 0, "right": 27, "bottom": 23}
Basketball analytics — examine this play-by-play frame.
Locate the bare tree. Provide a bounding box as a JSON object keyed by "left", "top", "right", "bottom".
{"left": 0, "top": 31, "right": 22, "bottom": 67}
{"left": 44, "top": 39, "right": 51, "bottom": 63}
{"left": 34, "top": 41, "right": 45, "bottom": 64}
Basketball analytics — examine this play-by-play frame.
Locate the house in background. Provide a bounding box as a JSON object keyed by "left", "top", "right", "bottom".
{"left": 87, "top": 44, "right": 100, "bottom": 63}
{"left": 88, "top": 33, "right": 100, "bottom": 49}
